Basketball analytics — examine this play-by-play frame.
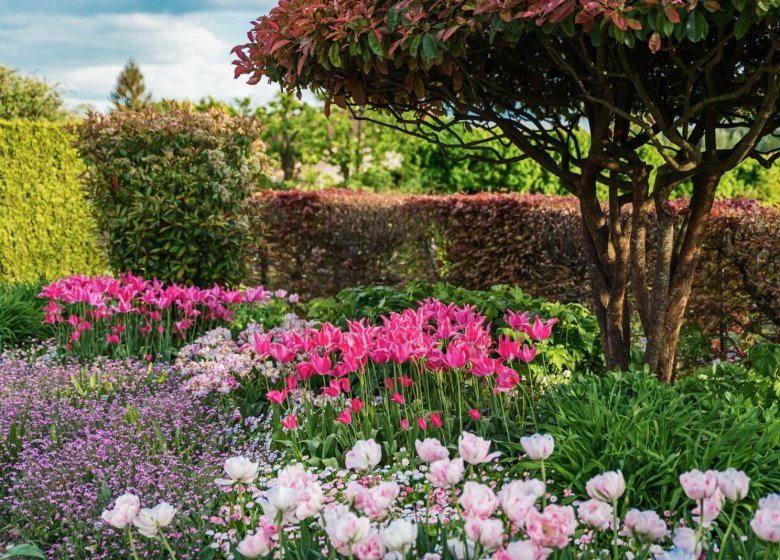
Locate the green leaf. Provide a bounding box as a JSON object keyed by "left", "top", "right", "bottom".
{"left": 421, "top": 33, "right": 437, "bottom": 61}
{"left": 387, "top": 5, "right": 400, "bottom": 33}
{"left": 734, "top": 9, "right": 753, "bottom": 39}
{"left": 328, "top": 43, "right": 342, "bottom": 68}
{"left": 1, "top": 544, "right": 46, "bottom": 559}
{"left": 686, "top": 11, "right": 709, "bottom": 42}
{"left": 367, "top": 32, "right": 385, "bottom": 58}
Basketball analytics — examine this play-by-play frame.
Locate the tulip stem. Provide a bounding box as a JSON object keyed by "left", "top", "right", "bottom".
{"left": 159, "top": 531, "right": 177, "bottom": 559}
{"left": 126, "top": 526, "right": 141, "bottom": 560}
{"left": 611, "top": 499, "right": 619, "bottom": 560}
{"left": 716, "top": 502, "right": 739, "bottom": 560}
{"left": 540, "top": 459, "right": 547, "bottom": 508}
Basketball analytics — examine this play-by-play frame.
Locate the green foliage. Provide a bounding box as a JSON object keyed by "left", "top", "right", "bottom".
{"left": 73, "top": 107, "right": 268, "bottom": 286}
{"left": 677, "top": 345, "right": 780, "bottom": 409}
{"left": 0, "top": 66, "right": 66, "bottom": 121}
{"left": 0, "top": 283, "right": 53, "bottom": 351}
{"left": 529, "top": 370, "right": 780, "bottom": 518}
{"left": 307, "top": 282, "right": 603, "bottom": 375}
{"left": 0, "top": 120, "right": 105, "bottom": 283}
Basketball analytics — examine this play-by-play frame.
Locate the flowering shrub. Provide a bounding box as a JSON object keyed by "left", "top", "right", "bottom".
{"left": 39, "top": 273, "right": 296, "bottom": 360}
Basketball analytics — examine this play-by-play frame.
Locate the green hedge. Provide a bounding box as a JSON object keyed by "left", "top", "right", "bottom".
{"left": 0, "top": 120, "right": 105, "bottom": 283}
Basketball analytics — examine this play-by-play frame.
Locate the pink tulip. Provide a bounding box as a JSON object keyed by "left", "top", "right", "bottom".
{"left": 717, "top": 468, "right": 750, "bottom": 501}
{"left": 679, "top": 469, "right": 719, "bottom": 501}
{"left": 391, "top": 392, "right": 405, "bottom": 405}
{"left": 586, "top": 471, "right": 626, "bottom": 502}
{"left": 459, "top": 481, "right": 499, "bottom": 519}
{"left": 266, "top": 389, "right": 287, "bottom": 405}
{"left": 351, "top": 397, "right": 364, "bottom": 413}
{"left": 417, "top": 417, "right": 428, "bottom": 430}
{"left": 520, "top": 434, "right": 554, "bottom": 460}
{"left": 470, "top": 409, "right": 481, "bottom": 420}
{"left": 752, "top": 507, "right": 780, "bottom": 543}
{"left": 493, "top": 540, "right": 544, "bottom": 560}
{"left": 621, "top": 509, "right": 668, "bottom": 542}
{"left": 499, "top": 480, "right": 545, "bottom": 528}
{"left": 400, "top": 418, "right": 409, "bottom": 430}
{"left": 464, "top": 517, "right": 504, "bottom": 552}
{"left": 427, "top": 458, "right": 465, "bottom": 488}
{"left": 525, "top": 316, "right": 558, "bottom": 341}
{"left": 577, "top": 499, "right": 613, "bottom": 530}
{"left": 415, "top": 438, "right": 450, "bottom": 463}
{"left": 281, "top": 414, "right": 298, "bottom": 430}
{"left": 458, "top": 431, "right": 501, "bottom": 465}
{"left": 504, "top": 310, "right": 530, "bottom": 331}
{"left": 430, "top": 412, "right": 443, "bottom": 428}
{"left": 526, "top": 505, "right": 577, "bottom": 549}
{"left": 337, "top": 409, "right": 353, "bottom": 425}
{"left": 518, "top": 344, "right": 537, "bottom": 363}
{"left": 498, "top": 335, "right": 521, "bottom": 361}
{"left": 106, "top": 334, "right": 120, "bottom": 344}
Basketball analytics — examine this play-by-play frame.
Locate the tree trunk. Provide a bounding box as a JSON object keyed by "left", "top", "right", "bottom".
{"left": 642, "top": 173, "right": 721, "bottom": 382}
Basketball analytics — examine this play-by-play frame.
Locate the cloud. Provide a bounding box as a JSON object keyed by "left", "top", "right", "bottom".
{"left": 0, "top": 6, "right": 280, "bottom": 111}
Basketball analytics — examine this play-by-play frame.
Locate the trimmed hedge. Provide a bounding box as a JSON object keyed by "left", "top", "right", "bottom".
{"left": 252, "top": 190, "right": 780, "bottom": 345}
{"left": 0, "top": 120, "right": 104, "bottom": 283}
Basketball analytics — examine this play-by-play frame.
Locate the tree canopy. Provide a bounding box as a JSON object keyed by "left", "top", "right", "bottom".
{"left": 110, "top": 58, "right": 152, "bottom": 111}
{"left": 234, "top": 2, "right": 780, "bottom": 381}
{"left": 0, "top": 65, "right": 66, "bottom": 121}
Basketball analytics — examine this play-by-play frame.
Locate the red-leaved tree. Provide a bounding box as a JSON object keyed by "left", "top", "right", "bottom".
{"left": 233, "top": 1, "right": 780, "bottom": 381}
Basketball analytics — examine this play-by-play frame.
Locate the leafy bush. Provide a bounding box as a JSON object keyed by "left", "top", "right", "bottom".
{"left": 0, "top": 282, "right": 52, "bottom": 351}
{"left": 74, "top": 106, "right": 268, "bottom": 287}
{"left": 0, "top": 120, "right": 105, "bottom": 283}
{"left": 0, "top": 66, "right": 66, "bottom": 121}
{"left": 528, "top": 370, "right": 780, "bottom": 520}
{"left": 308, "top": 282, "right": 603, "bottom": 376}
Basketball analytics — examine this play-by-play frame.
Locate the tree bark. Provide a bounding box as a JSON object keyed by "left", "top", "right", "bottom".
{"left": 643, "top": 172, "right": 721, "bottom": 382}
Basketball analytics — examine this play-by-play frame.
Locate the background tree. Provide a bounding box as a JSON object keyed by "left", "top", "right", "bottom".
{"left": 110, "top": 58, "right": 152, "bottom": 111}
{"left": 0, "top": 65, "right": 66, "bottom": 120}
{"left": 234, "top": 1, "right": 780, "bottom": 381}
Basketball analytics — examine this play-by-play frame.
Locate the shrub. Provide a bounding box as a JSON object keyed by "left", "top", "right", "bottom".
{"left": 253, "top": 190, "right": 780, "bottom": 358}
{"left": 0, "top": 282, "right": 52, "bottom": 351}
{"left": 74, "top": 106, "right": 268, "bottom": 287}
{"left": 529, "top": 370, "right": 780, "bottom": 519}
{"left": 0, "top": 120, "right": 105, "bottom": 283}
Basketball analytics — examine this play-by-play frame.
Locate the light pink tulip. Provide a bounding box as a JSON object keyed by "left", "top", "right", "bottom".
{"left": 586, "top": 471, "right": 625, "bottom": 502}
{"left": 692, "top": 489, "right": 724, "bottom": 528}
{"left": 525, "top": 505, "right": 577, "bottom": 549}
{"left": 353, "top": 531, "right": 385, "bottom": 560}
{"left": 100, "top": 493, "right": 140, "bottom": 529}
{"left": 493, "top": 541, "right": 548, "bottom": 560}
{"left": 415, "top": 438, "right": 450, "bottom": 463}
{"left": 459, "top": 481, "right": 499, "bottom": 519}
{"left": 679, "top": 469, "right": 719, "bottom": 501}
{"left": 760, "top": 494, "right": 780, "bottom": 511}
{"left": 499, "top": 480, "right": 545, "bottom": 528}
{"left": 345, "top": 439, "right": 382, "bottom": 472}
{"left": 427, "top": 458, "right": 465, "bottom": 488}
{"left": 237, "top": 529, "right": 273, "bottom": 558}
{"left": 520, "top": 434, "right": 554, "bottom": 461}
{"left": 752, "top": 507, "right": 780, "bottom": 543}
{"left": 458, "top": 431, "right": 501, "bottom": 465}
{"left": 621, "top": 509, "right": 668, "bottom": 542}
{"left": 464, "top": 517, "right": 505, "bottom": 552}
{"left": 717, "top": 468, "right": 750, "bottom": 501}
{"left": 577, "top": 499, "right": 613, "bottom": 530}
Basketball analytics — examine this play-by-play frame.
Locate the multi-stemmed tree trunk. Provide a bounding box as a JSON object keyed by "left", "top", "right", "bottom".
{"left": 233, "top": 2, "right": 780, "bottom": 380}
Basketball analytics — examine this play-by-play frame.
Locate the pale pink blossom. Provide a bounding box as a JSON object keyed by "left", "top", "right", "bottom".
{"left": 458, "top": 431, "right": 501, "bottom": 465}
{"left": 760, "top": 494, "right": 780, "bottom": 511}
{"left": 752, "top": 507, "right": 780, "bottom": 543}
{"left": 345, "top": 439, "right": 382, "bottom": 472}
{"left": 525, "top": 505, "right": 577, "bottom": 549}
{"left": 101, "top": 493, "right": 140, "bottom": 529}
{"left": 215, "top": 456, "right": 259, "bottom": 485}
{"left": 464, "top": 517, "right": 505, "bottom": 552}
{"left": 586, "top": 471, "right": 625, "bottom": 502}
{"left": 498, "top": 480, "right": 544, "bottom": 528}
{"left": 621, "top": 509, "right": 668, "bottom": 542}
{"left": 459, "top": 481, "right": 499, "bottom": 519}
{"left": 692, "top": 490, "right": 724, "bottom": 528}
{"left": 415, "top": 438, "right": 450, "bottom": 463}
{"left": 427, "top": 458, "right": 465, "bottom": 488}
{"left": 353, "top": 530, "right": 385, "bottom": 560}
{"left": 493, "top": 540, "right": 548, "bottom": 560}
{"left": 132, "top": 502, "right": 176, "bottom": 538}
{"left": 520, "top": 434, "right": 554, "bottom": 461}
{"left": 237, "top": 530, "right": 273, "bottom": 558}
{"left": 577, "top": 499, "right": 613, "bottom": 530}
{"left": 672, "top": 527, "right": 703, "bottom": 557}
{"left": 679, "top": 469, "right": 718, "bottom": 501}
{"left": 717, "top": 468, "right": 750, "bottom": 501}
{"left": 381, "top": 519, "right": 417, "bottom": 552}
